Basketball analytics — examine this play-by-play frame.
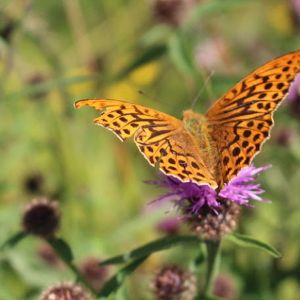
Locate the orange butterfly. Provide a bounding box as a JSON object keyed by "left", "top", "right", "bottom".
{"left": 75, "top": 50, "right": 300, "bottom": 190}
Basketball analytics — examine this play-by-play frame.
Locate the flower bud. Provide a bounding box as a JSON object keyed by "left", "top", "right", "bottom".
{"left": 152, "top": 265, "right": 196, "bottom": 300}
{"left": 22, "top": 198, "right": 60, "bottom": 237}
{"left": 39, "top": 282, "right": 91, "bottom": 300}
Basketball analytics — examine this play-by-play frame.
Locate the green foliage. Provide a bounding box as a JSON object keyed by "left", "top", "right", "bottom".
{"left": 226, "top": 233, "right": 281, "bottom": 258}
{"left": 98, "top": 256, "right": 149, "bottom": 298}
{"left": 0, "top": 232, "right": 28, "bottom": 251}
{"left": 100, "top": 235, "right": 202, "bottom": 266}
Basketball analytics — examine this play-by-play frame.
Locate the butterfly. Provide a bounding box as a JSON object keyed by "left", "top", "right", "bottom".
{"left": 75, "top": 50, "right": 300, "bottom": 190}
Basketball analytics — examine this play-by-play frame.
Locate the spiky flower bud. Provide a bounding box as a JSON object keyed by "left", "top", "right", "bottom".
{"left": 39, "top": 282, "right": 91, "bottom": 300}
{"left": 23, "top": 172, "right": 44, "bottom": 194}
{"left": 0, "top": 13, "right": 15, "bottom": 42}
{"left": 152, "top": 265, "right": 196, "bottom": 300}
{"left": 25, "top": 73, "right": 49, "bottom": 99}
{"left": 38, "top": 242, "right": 61, "bottom": 267}
{"left": 78, "top": 257, "right": 109, "bottom": 291}
{"left": 187, "top": 200, "right": 240, "bottom": 240}
{"left": 213, "top": 273, "right": 238, "bottom": 300}
{"left": 156, "top": 217, "right": 181, "bottom": 235}
{"left": 151, "top": 0, "right": 197, "bottom": 27}
{"left": 22, "top": 198, "right": 60, "bottom": 237}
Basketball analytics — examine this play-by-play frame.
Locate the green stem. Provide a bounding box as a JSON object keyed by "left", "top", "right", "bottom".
{"left": 46, "top": 238, "right": 98, "bottom": 296}
{"left": 202, "top": 239, "right": 222, "bottom": 297}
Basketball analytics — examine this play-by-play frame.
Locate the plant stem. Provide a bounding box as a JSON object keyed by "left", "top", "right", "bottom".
{"left": 202, "top": 239, "right": 222, "bottom": 297}
{"left": 46, "top": 239, "right": 98, "bottom": 296}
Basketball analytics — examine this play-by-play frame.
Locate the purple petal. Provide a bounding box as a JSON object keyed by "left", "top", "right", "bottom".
{"left": 219, "top": 165, "right": 271, "bottom": 205}
{"left": 147, "top": 165, "right": 270, "bottom": 215}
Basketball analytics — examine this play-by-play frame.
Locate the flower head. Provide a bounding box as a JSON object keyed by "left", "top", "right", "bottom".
{"left": 22, "top": 198, "right": 60, "bottom": 237}
{"left": 152, "top": 265, "right": 196, "bottom": 300}
{"left": 151, "top": 0, "right": 197, "bottom": 27}
{"left": 287, "top": 72, "right": 300, "bottom": 116}
{"left": 148, "top": 165, "right": 270, "bottom": 239}
{"left": 290, "top": 0, "right": 300, "bottom": 30}
{"left": 39, "top": 282, "right": 91, "bottom": 300}
{"left": 78, "top": 257, "right": 109, "bottom": 291}
{"left": 275, "top": 127, "right": 294, "bottom": 146}
{"left": 213, "top": 273, "right": 238, "bottom": 300}
{"left": 156, "top": 217, "right": 181, "bottom": 235}
{"left": 23, "top": 172, "right": 44, "bottom": 194}
{"left": 149, "top": 176, "right": 220, "bottom": 213}
{"left": 219, "top": 165, "right": 271, "bottom": 206}
{"left": 150, "top": 165, "right": 269, "bottom": 213}
{"left": 37, "top": 242, "right": 61, "bottom": 267}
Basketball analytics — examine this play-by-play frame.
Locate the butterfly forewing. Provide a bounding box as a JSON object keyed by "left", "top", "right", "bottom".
{"left": 206, "top": 50, "right": 300, "bottom": 186}
{"left": 75, "top": 99, "right": 217, "bottom": 188}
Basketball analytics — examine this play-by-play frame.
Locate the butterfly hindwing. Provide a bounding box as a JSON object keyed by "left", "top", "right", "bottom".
{"left": 206, "top": 50, "right": 300, "bottom": 186}
{"left": 75, "top": 99, "right": 217, "bottom": 188}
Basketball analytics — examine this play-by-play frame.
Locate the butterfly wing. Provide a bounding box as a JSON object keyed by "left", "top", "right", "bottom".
{"left": 206, "top": 50, "right": 300, "bottom": 187}
{"left": 75, "top": 99, "right": 217, "bottom": 188}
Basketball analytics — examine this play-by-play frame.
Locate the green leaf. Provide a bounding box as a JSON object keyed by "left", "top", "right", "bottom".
{"left": 226, "top": 233, "right": 281, "bottom": 258}
{"left": 100, "top": 235, "right": 201, "bottom": 266}
{"left": 47, "top": 237, "right": 74, "bottom": 263}
{"left": 116, "top": 44, "right": 167, "bottom": 80}
{"left": 141, "top": 25, "right": 171, "bottom": 46}
{"left": 97, "top": 256, "right": 148, "bottom": 298}
{"left": 0, "top": 231, "right": 28, "bottom": 251}
{"left": 168, "top": 32, "right": 195, "bottom": 76}
{"left": 185, "top": 0, "right": 253, "bottom": 28}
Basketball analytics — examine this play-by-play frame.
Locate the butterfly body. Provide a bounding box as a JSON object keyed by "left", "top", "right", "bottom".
{"left": 75, "top": 50, "right": 300, "bottom": 190}
{"left": 183, "top": 110, "right": 219, "bottom": 182}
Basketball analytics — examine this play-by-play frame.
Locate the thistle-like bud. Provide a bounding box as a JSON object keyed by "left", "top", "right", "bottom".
{"left": 25, "top": 73, "right": 49, "bottom": 99}
{"left": 37, "top": 242, "right": 61, "bottom": 267}
{"left": 213, "top": 273, "right": 238, "bottom": 300}
{"left": 151, "top": 0, "right": 197, "bottom": 27}
{"left": 186, "top": 200, "right": 240, "bottom": 240}
{"left": 39, "top": 282, "right": 91, "bottom": 300}
{"left": 78, "top": 257, "right": 109, "bottom": 291}
{"left": 152, "top": 265, "right": 196, "bottom": 300}
{"left": 23, "top": 172, "right": 44, "bottom": 194}
{"left": 22, "top": 198, "right": 60, "bottom": 237}
{"left": 0, "top": 13, "right": 15, "bottom": 42}
{"left": 156, "top": 217, "right": 181, "bottom": 235}
{"left": 275, "top": 128, "right": 294, "bottom": 147}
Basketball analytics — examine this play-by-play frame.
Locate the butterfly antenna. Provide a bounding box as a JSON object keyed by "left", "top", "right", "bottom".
{"left": 191, "top": 70, "right": 215, "bottom": 110}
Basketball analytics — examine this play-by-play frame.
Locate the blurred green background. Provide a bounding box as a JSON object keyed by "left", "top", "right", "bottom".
{"left": 1, "top": 0, "right": 300, "bottom": 299}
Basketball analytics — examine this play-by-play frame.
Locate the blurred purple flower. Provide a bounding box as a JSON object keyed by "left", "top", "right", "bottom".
{"left": 290, "top": 0, "right": 300, "bottom": 29}
{"left": 149, "top": 165, "right": 270, "bottom": 215}
{"left": 151, "top": 0, "right": 198, "bottom": 27}
{"left": 275, "top": 127, "right": 294, "bottom": 146}
{"left": 156, "top": 217, "right": 181, "bottom": 235}
{"left": 287, "top": 73, "right": 300, "bottom": 115}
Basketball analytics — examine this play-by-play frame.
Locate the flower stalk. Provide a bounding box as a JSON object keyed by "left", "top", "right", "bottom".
{"left": 202, "top": 239, "right": 222, "bottom": 298}
{"left": 46, "top": 238, "right": 98, "bottom": 297}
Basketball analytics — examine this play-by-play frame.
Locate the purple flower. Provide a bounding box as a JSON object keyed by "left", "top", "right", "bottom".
{"left": 156, "top": 217, "right": 181, "bottom": 235}
{"left": 219, "top": 165, "right": 271, "bottom": 206}
{"left": 290, "top": 0, "right": 300, "bottom": 29}
{"left": 287, "top": 73, "right": 300, "bottom": 116}
{"left": 149, "top": 165, "right": 270, "bottom": 215}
